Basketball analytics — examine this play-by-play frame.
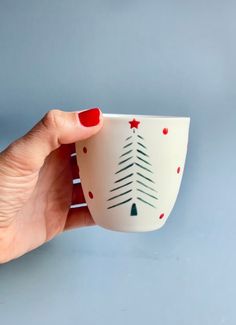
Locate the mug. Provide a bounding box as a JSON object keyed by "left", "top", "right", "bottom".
{"left": 75, "top": 114, "right": 190, "bottom": 232}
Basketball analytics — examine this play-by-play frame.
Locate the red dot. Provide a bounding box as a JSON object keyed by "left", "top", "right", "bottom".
{"left": 177, "top": 167, "right": 181, "bottom": 174}
{"left": 163, "top": 128, "right": 168, "bottom": 135}
{"left": 159, "top": 213, "right": 165, "bottom": 219}
{"left": 83, "top": 147, "right": 87, "bottom": 153}
{"left": 88, "top": 191, "right": 93, "bottom": 199}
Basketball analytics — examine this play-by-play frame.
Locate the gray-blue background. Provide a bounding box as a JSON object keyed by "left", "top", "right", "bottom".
{"left": 0, "top": 0, "right": 236, "bottom": 324}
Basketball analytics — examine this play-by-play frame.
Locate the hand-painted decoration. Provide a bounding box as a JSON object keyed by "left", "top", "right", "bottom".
{"left": 163, "top": 128, "right": 168, "bottom": 135}
{"left": 159, "top": 213, "right": 165, "bottom": 219}
{"left": 88, "top": 191, "right": 93, "bottom": 199}
{"left": 107, "top": 118, "right": 158, "bottom": 216}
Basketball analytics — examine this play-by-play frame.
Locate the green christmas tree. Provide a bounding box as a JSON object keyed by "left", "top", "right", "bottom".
{"left": 107, "top": 118, "right": 158, "bottom": 216}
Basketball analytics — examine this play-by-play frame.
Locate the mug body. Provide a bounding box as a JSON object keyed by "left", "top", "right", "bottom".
{"left": 76, "top": 114, "right": 190, "bottom": 232}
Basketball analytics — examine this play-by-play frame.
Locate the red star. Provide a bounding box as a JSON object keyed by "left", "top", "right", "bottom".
{"left": 129, "top": 118, "right": 140, "bottom": 129}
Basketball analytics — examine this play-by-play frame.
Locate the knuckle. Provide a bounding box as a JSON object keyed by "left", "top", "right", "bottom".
{"left": 41, "top": 109, "right": 62, "bottom": 130}
{"left": 0, "top": 140, "right": 21, "bottom": 166}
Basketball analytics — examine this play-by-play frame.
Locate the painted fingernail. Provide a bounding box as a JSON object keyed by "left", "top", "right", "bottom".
{"left": 78, "top": 108, "right": 100, "bottom": 127}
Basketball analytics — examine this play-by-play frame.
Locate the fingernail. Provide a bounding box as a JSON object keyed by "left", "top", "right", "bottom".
{"left": 78, "top": 108, "right": 100, "bottom": 127}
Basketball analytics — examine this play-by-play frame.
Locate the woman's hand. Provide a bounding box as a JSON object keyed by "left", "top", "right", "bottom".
{"left": 0, "top": 108, "right": 103, "bottom": 263}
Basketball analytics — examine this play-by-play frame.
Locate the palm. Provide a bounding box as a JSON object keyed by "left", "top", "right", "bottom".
{"left": 1, "top": 144, "right": 90, "bottom": 260}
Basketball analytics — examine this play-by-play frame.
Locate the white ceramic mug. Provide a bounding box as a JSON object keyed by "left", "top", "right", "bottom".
{"left": 75, "top": 114, "right": 190, "bottom": 232}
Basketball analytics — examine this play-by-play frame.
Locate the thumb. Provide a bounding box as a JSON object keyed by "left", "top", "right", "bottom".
{"left": 0, "top": 107, "right": 103, "bottom": 175}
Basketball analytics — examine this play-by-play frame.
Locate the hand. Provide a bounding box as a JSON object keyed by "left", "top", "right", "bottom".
{"left": 0, "top": 108, "right": 103, "bottom": 264}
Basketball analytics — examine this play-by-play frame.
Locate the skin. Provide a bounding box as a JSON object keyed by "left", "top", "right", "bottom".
{"left": 0, "top": 109, "right": 103, "bottom": 264}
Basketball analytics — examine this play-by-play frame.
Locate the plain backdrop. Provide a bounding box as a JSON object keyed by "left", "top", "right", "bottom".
{"left": 0, "top": 0, "right": 236, "bottom": 324}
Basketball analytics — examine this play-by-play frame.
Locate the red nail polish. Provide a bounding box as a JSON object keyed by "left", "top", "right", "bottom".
{"left": 78, "top": 108, "right": 100, "bottom": 127}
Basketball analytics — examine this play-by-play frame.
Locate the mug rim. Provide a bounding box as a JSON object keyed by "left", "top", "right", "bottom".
{"left": 103, "top": 113, "right": 190, "bottom": 120}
